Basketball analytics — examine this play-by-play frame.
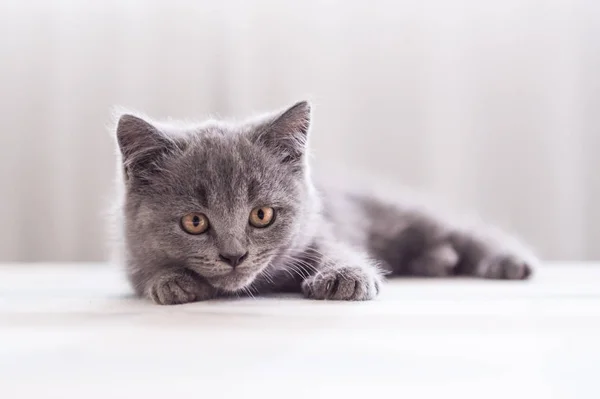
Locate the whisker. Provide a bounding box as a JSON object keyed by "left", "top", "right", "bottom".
{"left": 261, "top": 269, "right": 276, "bottom": 285}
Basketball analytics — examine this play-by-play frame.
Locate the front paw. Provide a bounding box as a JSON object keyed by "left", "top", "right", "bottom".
{"left": 476, "top": 255, "right": 534, "bottom": 280}
{"left": 148, "top": 270, "right": 215, "bottom": 305}
{"left": 302, "top": 266, "right": 383, "bottom": 301}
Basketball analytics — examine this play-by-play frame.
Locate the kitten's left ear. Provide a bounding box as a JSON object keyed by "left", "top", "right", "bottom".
{"left": 250, "top": 101, "right": 311, "bottom": 164}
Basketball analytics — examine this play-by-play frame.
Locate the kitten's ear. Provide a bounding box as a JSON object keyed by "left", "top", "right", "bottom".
{"left": 250, "top": 101, "right": 311, "bottom": 165}
{"left": 115, "top": 114, "right": 177, "bottom": 181}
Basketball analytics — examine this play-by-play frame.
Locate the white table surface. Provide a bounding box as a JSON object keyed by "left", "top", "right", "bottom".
{"left": 1, "top": 262, "right": 599, "bottom": 399}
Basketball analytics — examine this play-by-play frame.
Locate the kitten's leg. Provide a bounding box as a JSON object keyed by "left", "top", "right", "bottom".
{"left": 405, "top": 242, "right": 460, "bottom": 277}
{"left": 377, "top": 219, "right": 536, "bottom": 279}
{"left": 300, "top": 242, "right": 384, "bottom": 301}
{"left": 449, "top": 227, "right": 535, "bottom": 279}
{"left": 377, "top": 223, "right": 463, "bottom": 277}
{"left": 129, "top": 267, "right": 216, "bottom": 305}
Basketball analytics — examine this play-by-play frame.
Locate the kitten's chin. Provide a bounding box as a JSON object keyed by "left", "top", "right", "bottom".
{"left": 206, "top": 271, "right": 259, "bottom": 293}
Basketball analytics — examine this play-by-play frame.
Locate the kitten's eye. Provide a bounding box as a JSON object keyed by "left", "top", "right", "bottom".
{"left": 181, "top": 213, "right": 209, "bottom": 235}
{"left": 249, "top": 207, "right": 275, "bottom": 228}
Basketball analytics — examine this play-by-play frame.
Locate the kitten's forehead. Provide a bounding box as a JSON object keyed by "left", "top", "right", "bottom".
{"left": 169, "top": 131, "right": 294, "bottom": 209}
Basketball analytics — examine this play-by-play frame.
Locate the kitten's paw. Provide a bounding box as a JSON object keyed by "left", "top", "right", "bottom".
{"left": 476, "top": 255, "right": 533, "bottom": 280}
{"left": 408, "top": 243, "right": 460, "bottom": 277}
{"left": 302, "top": 266, "right": 383, "bottom": 301}
{"left": 148, "top": 270, "right": 215, "bottom": 305}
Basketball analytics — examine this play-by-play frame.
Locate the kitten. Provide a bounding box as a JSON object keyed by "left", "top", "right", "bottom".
{"left": 113, "top": 101, "right": 537, "bottom": 305}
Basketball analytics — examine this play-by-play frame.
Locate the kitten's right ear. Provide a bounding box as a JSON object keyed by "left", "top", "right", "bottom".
{"left": 116, "top": 114, "right": 175, "bottom": 181}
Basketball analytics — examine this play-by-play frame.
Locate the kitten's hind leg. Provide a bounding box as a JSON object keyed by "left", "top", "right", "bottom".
{"left": 375, "top": 223, "right": 461, "bottom": 277}
{"left": 406, "top": 242, "right": 460, "bottom": 277}
{"left": 450, "top": 227, "right": 535, "bottom": 280}
{"left": 373, "top": 219, "right": 534, "bottom": 279}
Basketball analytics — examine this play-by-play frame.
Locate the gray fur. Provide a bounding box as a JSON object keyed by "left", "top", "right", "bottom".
{"left": 113, "top": 101, "right": 537, "bottom": 305}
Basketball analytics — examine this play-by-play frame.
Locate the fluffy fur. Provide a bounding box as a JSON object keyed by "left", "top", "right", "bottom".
{"left": 112, "top": 101, "right": 537, "bottom": 305}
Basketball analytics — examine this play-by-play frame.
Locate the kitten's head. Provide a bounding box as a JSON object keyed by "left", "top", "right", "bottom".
{"left": 115, "top": 102, "right": 317, "bottom": 292}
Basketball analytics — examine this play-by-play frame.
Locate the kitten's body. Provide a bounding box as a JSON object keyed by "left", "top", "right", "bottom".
{"left": 113, "top": 102, "right": 536, "bottom": 305}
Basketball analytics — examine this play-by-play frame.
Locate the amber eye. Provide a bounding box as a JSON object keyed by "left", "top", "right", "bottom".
{"left": 249, "top": 207, "right": 275, "bottom": 228}
{"left": 180, "top": 213, "right": 209, "bottom": 235}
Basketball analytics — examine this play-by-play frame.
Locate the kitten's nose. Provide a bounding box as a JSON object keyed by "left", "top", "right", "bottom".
{"left": 218, "top": 251, "right": 249, "bottom": 268}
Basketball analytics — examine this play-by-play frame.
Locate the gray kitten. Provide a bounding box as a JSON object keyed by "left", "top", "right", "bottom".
{"left": 113, "top": 101, "right": 537, "bottom": 305}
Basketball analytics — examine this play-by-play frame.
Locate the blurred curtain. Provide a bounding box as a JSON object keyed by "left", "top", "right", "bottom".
{"left": 0, "top": 0, "right": 598, "bottom": 261}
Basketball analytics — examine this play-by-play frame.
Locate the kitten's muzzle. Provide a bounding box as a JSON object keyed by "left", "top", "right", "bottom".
{"left": 207, "top": 268, "right": 258, "bottom": 292}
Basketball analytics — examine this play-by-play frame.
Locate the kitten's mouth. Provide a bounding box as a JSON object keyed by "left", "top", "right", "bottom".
{"left": 194, "top": 255, "right": 274, "bottom": 293}
{"left": 206, "top": 269, "right": 260, "bottom": 292}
